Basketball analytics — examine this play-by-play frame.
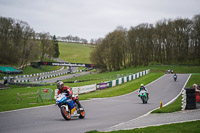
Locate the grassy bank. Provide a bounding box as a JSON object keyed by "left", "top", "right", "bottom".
{"left": 86, "top": 120, "right": 200, "bottom": 133}
{"left": 59, "top": 42, "right": 93, "bottom": 63}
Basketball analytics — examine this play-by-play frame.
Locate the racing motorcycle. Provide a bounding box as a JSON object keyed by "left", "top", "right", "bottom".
{"left": 173, "top": 74, "right": 177, "bottom": 82}
{"left": 139, "top": 90, "right": 148, "bottom": 104}
{"left": 56, "top": 93, "right": 85, "bottom": 120}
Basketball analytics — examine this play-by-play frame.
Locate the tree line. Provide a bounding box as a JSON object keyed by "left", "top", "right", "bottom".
{"left": 0, "top": 16, "right": 59, "bottom": 67}
{"left": 90, "top": 14, "right": 200, "bottom": 71}
{"left": 57, "top": 35, "right": 88, "bottom": 44}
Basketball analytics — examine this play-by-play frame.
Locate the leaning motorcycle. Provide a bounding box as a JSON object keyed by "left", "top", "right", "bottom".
{"left": 139, "top": 90, "right": 148, "bottom": 104}
{"left": 56, "top": 93, "right": 85, "bottom": 120}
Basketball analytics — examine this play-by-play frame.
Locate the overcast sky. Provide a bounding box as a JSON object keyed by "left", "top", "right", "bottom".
{"left": 0, "top": 0, "right": 200, "bottom": 41}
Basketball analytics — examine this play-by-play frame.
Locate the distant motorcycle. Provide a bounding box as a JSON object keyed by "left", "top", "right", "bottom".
{"left": 173, "top": 74, "right": 177, "bottom": 82}
{"left": 139, "top": 90, "right": 148, "bottom": 104}
{"left": 56, "top": 93, "right": 85, "bottom": 120}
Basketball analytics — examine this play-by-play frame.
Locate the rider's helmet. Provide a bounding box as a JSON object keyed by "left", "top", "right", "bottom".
{"left": 57, "top": 81, "right": 64, "bottom": 90}
{"left": 140, "top": 84, "right": 144, "bottom": 87}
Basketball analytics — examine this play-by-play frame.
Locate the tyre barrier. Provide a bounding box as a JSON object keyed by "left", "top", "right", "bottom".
{"left": 182, "top": 87, "right": 196, "bottom": 110}
{"left": 12, "top": 71, "right": 69, "bottom": 83}
{"left": 8, "top": 66, "right": 65, "bottom": 79}
{"left": 9, "top": 82, "right": 51, "bottom": 87}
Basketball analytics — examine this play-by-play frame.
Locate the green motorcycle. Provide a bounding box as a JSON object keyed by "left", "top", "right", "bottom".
{"left": 139, "top": 90, "right": 148, "bottom": 104}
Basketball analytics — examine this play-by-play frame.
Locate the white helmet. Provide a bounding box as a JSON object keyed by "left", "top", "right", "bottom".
{"left": 57, "top": 81, "right": 64, "bottom": 89}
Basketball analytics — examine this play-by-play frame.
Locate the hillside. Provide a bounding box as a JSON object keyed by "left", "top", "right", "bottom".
{"left": 59, "top": 42, "right": 94, "bottom": 64}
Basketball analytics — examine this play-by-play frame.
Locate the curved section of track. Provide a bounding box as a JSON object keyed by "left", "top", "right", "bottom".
{"left": 0, "top": 74, "right": 190, "bottom": 133}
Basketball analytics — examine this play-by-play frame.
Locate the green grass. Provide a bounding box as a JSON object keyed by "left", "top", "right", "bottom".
{"left": 0, "top": 71, "right": 161, "bottom": 112}
{"left": 59, "top": 42, "right": 93, "bottom": 63}
{"left": 79, "top": 73, "right": 162, "bottom": 100}
{"left": 21, "top": 65, "right": 62, "bottom": 75}
{"left": 152, "top": 73, "right": 200, "bottom": 113}
{"left": 63, "top": 67, "right": 149, "bottom": 83}
{"left": 148, "top": 65, "right": 200, "bottom": 73}
{"left": 86, "top": 120, "right": 200, "bottom": 133}
{"left": 152, "top": 95, "right": 182, "bottom": 113}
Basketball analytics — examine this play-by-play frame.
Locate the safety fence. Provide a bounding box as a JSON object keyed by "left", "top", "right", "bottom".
{"left": 54, "top": 69, "right": 150, "bottom": 99}
{"left": 17, "top": 88, "right": 54, "bottom": 104}
{"left": 17, "top": 90, "right": 40, "bottom": 104}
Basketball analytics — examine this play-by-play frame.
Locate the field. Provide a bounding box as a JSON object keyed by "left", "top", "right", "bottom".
{"left": 59, "top": 42, "right": 93, "bottom": 63}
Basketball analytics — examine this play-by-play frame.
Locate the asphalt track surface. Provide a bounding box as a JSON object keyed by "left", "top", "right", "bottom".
{"left": 0, "top": 74, "right": 190, "bottom": 133}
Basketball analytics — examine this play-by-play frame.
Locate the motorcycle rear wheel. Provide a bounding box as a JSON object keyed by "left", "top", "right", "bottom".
{"left": 61, "top": 106, "right": 71, "bottom": 120}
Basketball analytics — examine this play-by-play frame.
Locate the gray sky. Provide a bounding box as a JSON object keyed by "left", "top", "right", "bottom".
{"left": 0, "top": 0, "right": 200, "bottom": 41}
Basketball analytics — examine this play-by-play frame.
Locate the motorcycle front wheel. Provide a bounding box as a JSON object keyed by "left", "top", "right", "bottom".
{"left": 79, "top": 109, "right": 85, "bottom": 119}
{"left": 141, "top": 96, "right": 146, "bottom": 104}
{"left": 61, "top": 105, "right": 71, "bottom": 120}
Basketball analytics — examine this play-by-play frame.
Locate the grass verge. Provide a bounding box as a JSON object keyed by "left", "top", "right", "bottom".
{"left": 86, "top": 120, "right": 200, "bottom": 133}
{"left": 59, "top": 42, "right": 93, "bottom": 63}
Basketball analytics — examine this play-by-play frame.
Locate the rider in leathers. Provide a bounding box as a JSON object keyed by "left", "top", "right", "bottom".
{"left": 57, "top": 81, "right": 82, "bottom": 108}
{"left": 138, "top": 84, "right": 149, "bottom": 99}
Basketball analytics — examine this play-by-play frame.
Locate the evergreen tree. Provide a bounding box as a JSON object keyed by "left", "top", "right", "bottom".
{"left": 53, "top": 35, "right": 60, "bottom": 58}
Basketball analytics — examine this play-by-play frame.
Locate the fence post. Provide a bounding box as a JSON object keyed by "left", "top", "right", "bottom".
{"left": 37, "top": 89, "right": 39, "bottom": 103}
{"left": 17, "top": 93, "right": 19, "bottom": 104}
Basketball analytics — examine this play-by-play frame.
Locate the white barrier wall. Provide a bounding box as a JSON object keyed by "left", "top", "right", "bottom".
{"left": 118, "top": 78, "right": 122, "bottom": 85}
{"left": 112, "top": 80, "right": 116, "bottom": 87}
{"left": 129, "top": 75, "right": 132, "bottom": 81}
{"left": 71, "top": 84, "right": 96, "bottom": 94}
{"left": 124, "top": 77, "right": 127, "bottom": 83}
{"left": 137, "top": 73, "right": 139, "bottom": 78}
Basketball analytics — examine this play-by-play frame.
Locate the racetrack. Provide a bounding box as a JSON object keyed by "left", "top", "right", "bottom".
{"left": 0, "top": 74, "right": 190, "bottom": 133}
